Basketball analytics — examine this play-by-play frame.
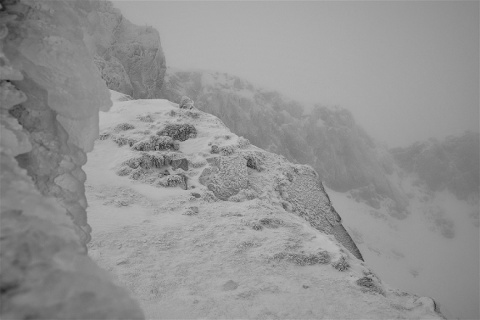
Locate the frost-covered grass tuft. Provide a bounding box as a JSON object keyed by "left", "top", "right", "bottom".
{"left": 132, "top": 135, "right": 178, "bottom": 151}
{"left": 98, "top": 132, "right": 110, "bottom": 140}
{"left": 331, "top": 256, "right": 350, "bottom": 271}
{"left": 122, "top": 153, "right": 169, "bottom": 170}
{"left": 356, "top": 277, "right": 385, "bottom": 295}
{"left": 112, "top": 135, "right": 138, "bottom": 147}
{"left": 114, "top": 123, "right": 135, "bottom": 132}
{"left": 272, "top": 251, "right": 331, "bottom": 266}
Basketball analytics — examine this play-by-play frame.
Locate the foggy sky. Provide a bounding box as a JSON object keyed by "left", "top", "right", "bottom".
{"left": 112, "top": 0, "right": 479, "bottom": 148}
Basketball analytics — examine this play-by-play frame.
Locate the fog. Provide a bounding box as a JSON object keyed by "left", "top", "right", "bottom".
{"left": 113, "top": 0, "right": 478, "bottom": 148}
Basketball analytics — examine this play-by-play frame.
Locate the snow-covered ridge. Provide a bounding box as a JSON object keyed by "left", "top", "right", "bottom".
{"left": 84, "top": 91, "right": 445, "bottom": 319}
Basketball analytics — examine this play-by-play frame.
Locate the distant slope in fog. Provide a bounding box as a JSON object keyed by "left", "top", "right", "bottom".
{"left": 391, "top": 131, "right": 479, "bottom": 201}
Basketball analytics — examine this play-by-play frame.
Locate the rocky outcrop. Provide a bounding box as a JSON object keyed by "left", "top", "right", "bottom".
{"left": 80, "top": 0, "right": 166, "bottom": 99}
{"left": 0, "top": 1, "right": 143, "bottom": 318}
{"left": 161, "top": 69, "right": 409, "bottom": 216}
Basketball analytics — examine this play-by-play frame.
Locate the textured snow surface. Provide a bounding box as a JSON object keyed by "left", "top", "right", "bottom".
{"left": 85, "top": 92, "right": 444, "bottom": 319}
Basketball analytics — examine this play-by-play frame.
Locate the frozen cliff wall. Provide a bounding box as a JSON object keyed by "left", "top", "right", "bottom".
{"left": 161, "top": 69, "right": 408, "bottom": 216}
{"left": 79, "top": 0, "right": 166, "bottom": 99}
{"left": 0, "top": 0, "right": 143, "bottom": 318}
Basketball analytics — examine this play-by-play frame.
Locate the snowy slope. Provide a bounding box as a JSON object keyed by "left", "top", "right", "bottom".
{"left": 328, "top": 186, "right": 479, "bottom": 319}
{"left": 84, "top": 91, "right": 444, "bottom": 319}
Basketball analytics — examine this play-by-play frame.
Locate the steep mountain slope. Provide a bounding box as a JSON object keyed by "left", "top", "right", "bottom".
{"left": 84, "top": 91, "right": 444, "bottom": 319}
{"left": 160, "top": 68, "right": 408, "bottom": 217}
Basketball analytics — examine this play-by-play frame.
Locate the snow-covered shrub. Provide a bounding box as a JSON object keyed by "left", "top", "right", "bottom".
{"left": 114, "top": 122, "right": 135, "bottom": 132}
{"left": 183, "top": 206, "right": 199, "bottom": 216}
{"left": 356, "top": 277, "right": 385, "bottom": 295}
{"left": 98, "top": 132, "right": 110, "bottom": 140}
{"left": 137, "top": 114, "right": 154, "bottom": 122}
{"left": 259, "top": 217, "right": 284, "bottom": 229}
{"left": 157, "top": 174, "right": 187, "bottom": 189}
{"left": 132, "top": 135, "right": 177, "bottom": 151}
{"left": 250, "top": 222, "right": 263, "bottom": 231}
{"left": 130, "top": 168, "right": 147, "bottom": 180}
{"left": 237, "top": 136, "right": 250, "bottom": 149}
{"left": 157, "top": 123, "right": 197, "bottom": 142}
{"left": 122, "top": 153, "right": 167, "bottom": 170}
{"left": 331, "top": 256, "right": 350, "bottom": 271}
{"left": 112, "top": 135, "right": 138, "bottom": 147}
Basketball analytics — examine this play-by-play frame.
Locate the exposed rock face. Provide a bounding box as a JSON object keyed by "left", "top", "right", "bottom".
{"left": 161, "top": 69, "right": 408, "bottom": 216}
{"left": 0, "top": 1, "right": 143, "bottom": 318}
{"left": 198, "top": 149, "right": 363, "bottom": 260}
{"left": 81, "top": 0, "right": 166, "bottom": 99}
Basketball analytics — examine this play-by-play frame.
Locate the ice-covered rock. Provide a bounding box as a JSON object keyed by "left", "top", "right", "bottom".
{"left": 0, "top": 1, "right": 143, "bottom": 318}
{"left": 80, "top": 0, "right": 166, "bottom": 99}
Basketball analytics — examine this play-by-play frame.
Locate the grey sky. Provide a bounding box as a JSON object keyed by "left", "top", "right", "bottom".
{"left": 113, "top": 0, "right": 479, "bottom": 147}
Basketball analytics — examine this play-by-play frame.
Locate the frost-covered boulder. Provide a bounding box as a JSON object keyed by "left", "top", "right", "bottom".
{"left": 199, "top": 155, "right": 249, "bottom": 200}
{"left": 0, "top": 1, "right": 144, "bottom": 318}
{"left": 179, "top": 95, "right": 195, "bottom": 109}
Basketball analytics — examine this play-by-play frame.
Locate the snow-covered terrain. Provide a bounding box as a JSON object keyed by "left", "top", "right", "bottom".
{"left": 84, "top": 91, "right": 444, "bottom": 319}
{"left": 328, "top": 186, "right": 479, "bottom": 319}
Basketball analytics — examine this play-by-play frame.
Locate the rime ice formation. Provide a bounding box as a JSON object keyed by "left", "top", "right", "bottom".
{"left": 85, "top": 92, "right": 444, "bottom": 319}
{"left": 80, "top": 1, "right": 166, "bottom": 99}
{"left": 0, "top": 1, "right": 143, "bottom": 318}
